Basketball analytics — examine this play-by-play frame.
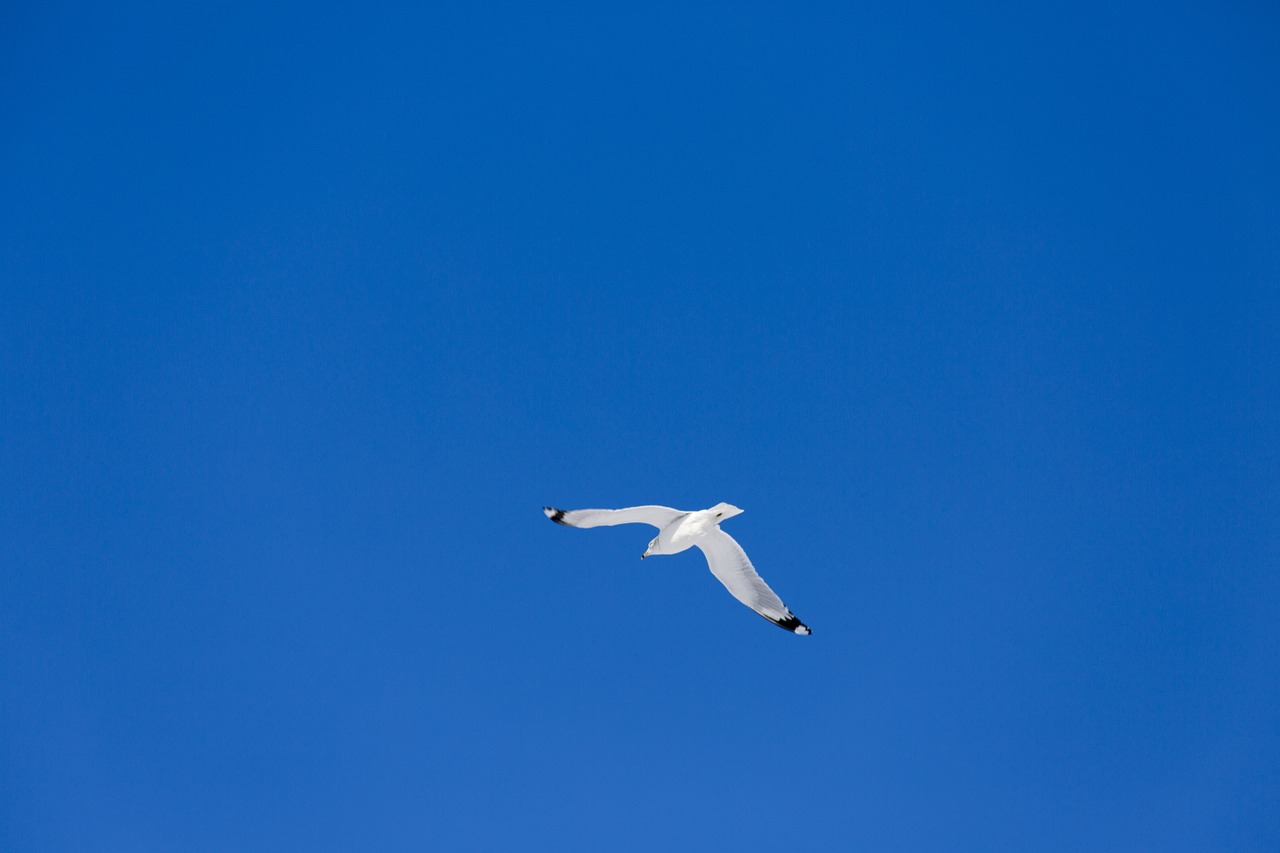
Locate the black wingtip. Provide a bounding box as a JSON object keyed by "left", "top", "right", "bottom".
{"left": 774, "top": 614, "right": 812, "bottom": 635}
{"left": 543, "top": 507, "right": 569, "bottom": 525}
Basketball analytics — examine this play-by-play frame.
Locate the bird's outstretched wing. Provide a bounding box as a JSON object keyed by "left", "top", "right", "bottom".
{"left": 696, "top": 528, "right": 811, "bottom": 634}
{"left": 543, "top": 505, "right": 685, "bottom": 530}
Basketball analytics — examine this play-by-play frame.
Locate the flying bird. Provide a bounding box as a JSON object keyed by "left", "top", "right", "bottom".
{"left": 543, "top": 502, "right": 811, "bottom": 635}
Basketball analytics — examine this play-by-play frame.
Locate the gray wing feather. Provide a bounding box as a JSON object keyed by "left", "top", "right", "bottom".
{"left": 696, "top": 528, "right": 811, "bottom": 634}
{"left": 543, "top": 505, "right": 684, "bottom": 530}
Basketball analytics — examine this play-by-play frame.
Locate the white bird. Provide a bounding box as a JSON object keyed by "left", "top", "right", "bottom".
{"left": 543, "top": 502, "right": 812, "bottom": 635}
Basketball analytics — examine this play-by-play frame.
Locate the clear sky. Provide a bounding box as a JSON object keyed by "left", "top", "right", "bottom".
{"left": 3, "top": 2, "right": 1278, "bottom": 850}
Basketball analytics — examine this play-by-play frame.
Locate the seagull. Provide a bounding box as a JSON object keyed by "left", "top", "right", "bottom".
{"left": 543, "top": 502, "right": 812, "bottom": 635}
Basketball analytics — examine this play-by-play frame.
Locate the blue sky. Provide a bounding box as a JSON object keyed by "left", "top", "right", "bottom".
{"left": 3, "top": 1, "right": 1278, "bottom": 849}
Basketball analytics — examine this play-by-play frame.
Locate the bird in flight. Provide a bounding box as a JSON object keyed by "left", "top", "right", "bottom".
{"left": 543, "top": 502, "right": 811, "bottom": 635}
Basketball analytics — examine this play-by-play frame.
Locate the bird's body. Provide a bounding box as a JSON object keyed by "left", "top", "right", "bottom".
{"left": 642, "top": 503, "right": 738, "bottom": 557}
{"left": 543, "top": 502, "right": 811, "bottom": 635}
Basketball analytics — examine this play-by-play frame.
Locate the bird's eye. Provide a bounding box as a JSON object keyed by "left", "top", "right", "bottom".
{"left": 716, "top": 512, "right": 722, "bottom": 517}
